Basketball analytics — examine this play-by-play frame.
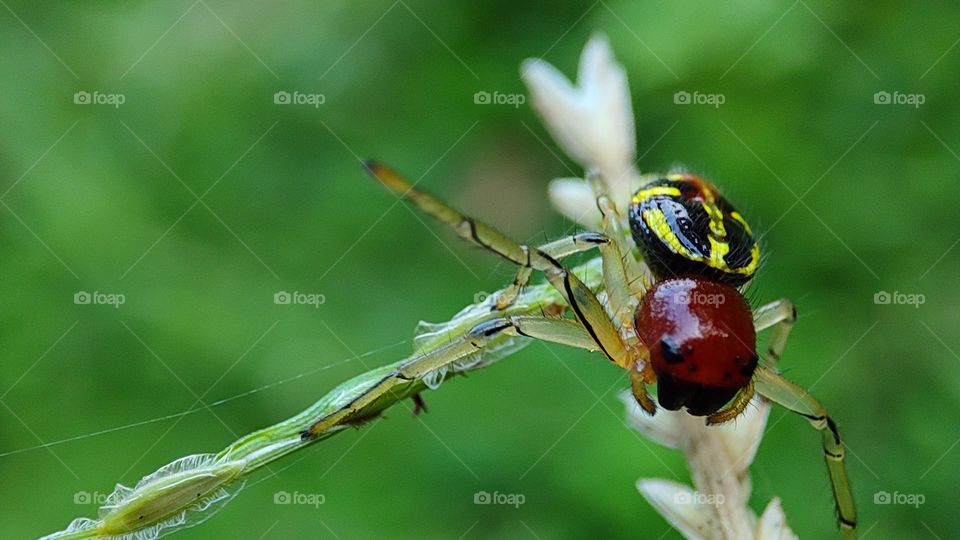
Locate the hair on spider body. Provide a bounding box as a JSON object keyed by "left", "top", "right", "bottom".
{"left": 629, "top": 173, "right": 760, "bottom": 287}
{"left": 629, "top": 172, "right": 762, "bottom": 416}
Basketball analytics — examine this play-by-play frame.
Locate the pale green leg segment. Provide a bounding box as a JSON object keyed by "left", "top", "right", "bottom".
{"left": 752, "top": 298, "right": 797, "bottom": 366}
{"left": 495, "top": 232, "right": 608, "bottom": 310}
{"left": 754, "top": 367, "right": 857, "bottom": 538}
{"left": 595, "top": 194, "right": 633, "bottom": 328}
{"left": 588, "top": 170, "right": 648, "bottom": 297}
{"left": 752, "top": 298, "right": 856, "bottom": 539}
{"left": 586, "top": 171, "right": 639, "bottom": 325}
{"left": 305, "top": 315, "right": 598, "bottom": 436}
{"left": 365, "top": 162, "right": 634, "bottom": 371}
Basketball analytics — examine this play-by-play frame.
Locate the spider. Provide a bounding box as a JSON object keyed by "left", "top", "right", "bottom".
{"left": 354, "top": 161, "right": 858, "bottom": 539}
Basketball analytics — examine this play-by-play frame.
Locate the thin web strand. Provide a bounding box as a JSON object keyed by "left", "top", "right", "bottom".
{"left": 0, "top": 338, "right": 410, "bottom": 459}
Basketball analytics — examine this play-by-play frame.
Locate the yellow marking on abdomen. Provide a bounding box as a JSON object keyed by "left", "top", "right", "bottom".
{"left": 632, "top": 186, "right": 682, "bottom": 206}
{"left": 643, "top": 208, "right": 760, "bottom": 277}
{"left": 635, "top": 181, "right": 760, "bottom": 279}
{"left": 642, "top": 208, "right": 699, "bottom": 261}
{"left": 708, "top": 237, "right": 730, "bottom": 268}
{"left": 730, "top": 211, "right": 753, "bottom": 236}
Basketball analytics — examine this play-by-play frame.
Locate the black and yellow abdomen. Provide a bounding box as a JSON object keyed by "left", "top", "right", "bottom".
{"left": 628, "top": 173, "right": 759, "bottom": 287}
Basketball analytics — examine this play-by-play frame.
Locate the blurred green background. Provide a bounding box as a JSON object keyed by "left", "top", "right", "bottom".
{"left": 1, "top": 1, "right": 957, "bottom": 538}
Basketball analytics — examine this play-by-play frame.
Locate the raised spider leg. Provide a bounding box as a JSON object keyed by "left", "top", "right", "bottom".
{"left": 496, "top": 232, "right": 607, "bottom": 311}
{"left": 594, "top": 194, "right": 633, "bottom": 327}
{"left": 704, "top": 298, "right": 796, "bottom": 425}
{"left": 363, "top": 161, "right": 626, "bottom": 364}
{"left": 364, "top": 161, "right": 656, "bottom": 414}
{"left": 586, "top": 170, "right": 640, "bottom": 326}
{"left": 750, "top": 299, "right": 855, "bottom": 538}
{"left": 303, "top": 315, "right": 601, "bottom": 437}
{"left": 588, "top": 175, "right": 657, "bottom": 413}
{"left": 754, "top": 366, "right": 857, "bottom": 539}
{"left": 753, "top": 298, "right": 797, "bottom": 366}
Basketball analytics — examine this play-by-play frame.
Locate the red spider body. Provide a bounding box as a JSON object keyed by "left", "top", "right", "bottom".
{"left": 634, "top": 277, "right": 757, "bottom": 415}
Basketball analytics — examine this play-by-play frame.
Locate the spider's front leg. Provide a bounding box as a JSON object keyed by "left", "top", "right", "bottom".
{"left": 746, "top": 299, "right": 856, "bottom": 539}
{"left": 364, "top": 161, "right": 655, "bottom": 413}
{"left": 752, "top": 297, "right": 797, "bottom": 366}
{"left": 583, "top": 171, "right": 659, "bottom": 415}
{"left": 586, "top": 170, "right": 641, "bottom": 327}
{"left": 495, "top": 232, "right": 608, "bottom": 311}
{"left": 754, "top": 367, "right": 857, "bottom": 539}
{"left": 302, "top": 314, "right": 604, "bottom": 438}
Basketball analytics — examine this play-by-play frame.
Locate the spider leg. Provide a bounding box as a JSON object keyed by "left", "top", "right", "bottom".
{"left": 585, "top": 171, "right": 665, "bottom": 414}
{"left": 750, "top": 299, "right": 855, "bottom": 535}
{"left": 705, "top": 379, "right": 755, "bottom": 426}
{"left": 629, "top": 365, "right": 657, "bottom": 415}
{"left": 496, "top": 232, "right": 608, "bottom": 311}
{"left": 494, "top": 317, "right": 657, "bottom": 417}
{"left": 754, "top": 366, "right": 857, "bottom": 539}
{"left": 595, "top": 193, "right": 633, "bottom": 327}
{"left": 303, "top": 315, "right": 606, "bottom": 437}
{"left": 364, "top": 161, "right": 634, "bottom": 371}
{"left": 752, "top": 298, "right": 796, "bottom": 366}
{"left": 585, "top": 172, "right": 657, "bottom": 413}
{"left": 586, "top": 171, "right": 637, "bottom": 327}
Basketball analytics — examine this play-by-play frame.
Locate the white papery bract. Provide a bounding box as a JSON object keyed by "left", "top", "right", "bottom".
{"left": 624, "top": 392, "right": 797, "bottom": 540}
{"left": 522, "top": 33, "right": 642, "bottom": 217}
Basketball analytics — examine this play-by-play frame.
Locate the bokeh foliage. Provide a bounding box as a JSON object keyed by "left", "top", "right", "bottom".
{"left": 1, "top": 1, "right": 957, "bottom": 538}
